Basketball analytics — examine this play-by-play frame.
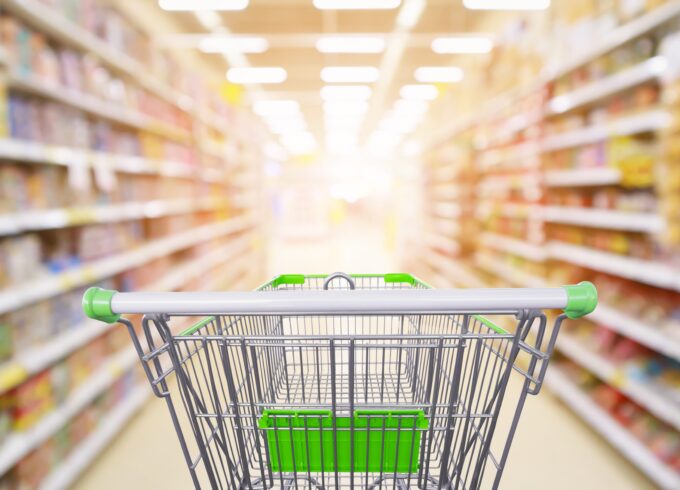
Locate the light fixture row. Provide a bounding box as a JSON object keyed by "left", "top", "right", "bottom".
{"left": 160, "top": 0, "right": 550, "bottom": 11}
{"left": 198, "top": 35, "right": 494, "bottom": 55}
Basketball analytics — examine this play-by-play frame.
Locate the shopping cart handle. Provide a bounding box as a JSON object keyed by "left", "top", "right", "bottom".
{"left": 83, "top": 282, "right": 597, "bottom": 323}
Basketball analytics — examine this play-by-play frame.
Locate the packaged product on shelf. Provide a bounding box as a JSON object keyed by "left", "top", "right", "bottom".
{"left": 9, "top": 370, "right": 54, "bottom": 431}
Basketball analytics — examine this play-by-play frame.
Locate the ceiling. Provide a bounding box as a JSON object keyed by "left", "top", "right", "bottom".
{"left": 149, "top": 0, "right": 497, "bottom": 156}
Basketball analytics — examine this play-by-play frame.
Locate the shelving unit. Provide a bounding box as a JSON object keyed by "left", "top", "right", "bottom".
{"left": 0, "top": 0, "right": 265, "bottom": 486}
{"left": 419, "top": 2, "right": 680, "bottom": 485}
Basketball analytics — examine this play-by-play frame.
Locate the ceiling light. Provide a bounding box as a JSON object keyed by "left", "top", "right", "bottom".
{"left": 462, "top": 0, "right": 550, "bottom": 10}
{"left": 396, "top": 0, "right": 426, "bottom": 29}
{"left": 321, "top": 85, "right": 373, "bottom": 101}
{"left": 400, "top": 84, "right": 439, "bottom": 100}
{"left": 227, "top": 67, "right": 287, "bottom": 84}
{"left": 314, "top": 0, "right": 400, "bottom": 9}
{"left": 316, "top": 37, "right": 385, "bottom": 54}
{"left": 324, "top": 101, "right": 369, "bottom": 116}
{"left": 414, "top": 67, "right": 464, "bottom": 83}
{"left": 321, "top": 66, "right": 380, "bottom": 83}
{"left": 393, "top": 99, "right": 429, "bottom": 114}
{"left": 280, "top": 132, "right": 317, "bottom": 154}
{"left": 267, "top": 121, "right": 308, "bottom": 134}
{"left": 159, "top": 0, "right": 249, "bottom": 11}
{"left": 379, "top": 118, "right": 419, "bottom": 133}
{"left": 253, "top": 100, "right": 300, "bottom": 116}
{"left": 431, "top": 36, "right": 493, "bottom": 54}
{"left": 199, "top": 36, "right": 269, "bottom": 53}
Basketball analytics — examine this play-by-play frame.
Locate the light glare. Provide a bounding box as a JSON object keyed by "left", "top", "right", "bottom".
{"left": 314, "top": 0, "right": 400, "bottom": 9}
{"left": 227, "top": 67, "right": 287, "bottom": 84}
{"left": 463, "top": 0, "right": 550, "bottom": 10}
{"left": 159, "top": 0, "right": 248, "bottom": 10}
{"left": 400, "top": 84, "right": 439, "bottom": 101}
{"left": 431, "top": 37, "right": 493, "bottom": 54}
{"left": 316, "top": 37, "right": 386, "bottom": 53}
{"left": 321, "top": 66, "right": 380, "bottom": 83}
{"left": 414, "top": 67, "right": 464, "bottom": 83}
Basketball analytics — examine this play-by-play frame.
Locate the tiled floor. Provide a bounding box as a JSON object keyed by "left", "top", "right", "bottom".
{"left": 75, "top": 221, "right": 654, "bottom": 489}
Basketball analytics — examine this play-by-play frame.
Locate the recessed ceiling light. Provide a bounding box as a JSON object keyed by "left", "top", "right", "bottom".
{"left": 321, "top": 66, "right": 380, "bottom": 83}
{"left": 316, "top": 36, "right": 386, "bottom": 54}
{"left": 463, "top": 0, "right": 550, "bottom": 10}
{"left": 321, "top": 85, "right": 373, "bottom": 101}
{"left": 227, "top": 67, "right": 287, "bottom": 84}
{"left": 159, "top": 0, "right": 249, "bottom": 11}
{"left": 199, "top": 36, "right": 269, "bottom": 53}
{"left": 400, "top": 84, "right": 439, "bottom": 100}
{"left": 431, "top": 36, "right": 493, "bottom": 54}
{"left": 252, "top": 100, "right": 300, "bottom": 116}
{"left": 324, "top": 101, "right": 370, "bottom": 116}
{"left": 414, "top": 67, "right": 464, "bottom": 83}
{"left": 314, "top": 0, "right": 400, "bottom": 9}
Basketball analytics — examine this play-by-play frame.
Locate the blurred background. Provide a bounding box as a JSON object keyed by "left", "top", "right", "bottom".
{"left": 0, "top": 0, "right": 679, "bottom": 488}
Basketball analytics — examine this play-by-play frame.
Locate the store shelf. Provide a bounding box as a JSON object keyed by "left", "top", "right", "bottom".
{"left": 589, "top": 303, "right": 680, "bottom": 362}
{"left": 0, "top": 348, "right": 139, "bottom": 476}
{"left": 423, "top": 232, "right": 460, "bottom": 255}
{"left": 0, "top": 138, "right": 220, "bottom": 183}
{"left": 544, "top": 167, "right": 622, "bottom": 187}
{"left": 429, "top": 203, "right": 462, "bottom": 219}
{"left": 547, "top": 241, "right": 680, "bottom": 291}
{"left": 543, "top": 206, "right": 664, "bottom": 233}
{"left": 541, "top": 109, "right": 671, "bottom": 152}
{"left": 0, "top": 236, "right": 252, "bottom": 394}
{"left": 0, "top": 197, "right": 227, "bottom": 236}
{"left": 545, "top": 367, "right": 680, "bottom": 490}
{"left": 544, "top": 0, "right": 680, "bottom": 81}
{"left": 557, "top": 334, "right": 680, "bottom": 431}
{"left": 474, "top": 252, "right": 547, "bottom": 288}
{"left": 426, "top": 250, "right": 486, "bottom": 288}
{"left": 481, "top": 232, "right": 547, "bottom": 261}
{"left": 476, "top": 202, "right": 542, "bottom": 220}
{"left": 3, "top": 0, "right": 193, "bottom": 113}
{"left": 548, "top": 57, "right": 666, "bottom": 114}
{"left": 8, "top": 73, "right": 192, "bottom": 143}
{"left": 0, "top": 215, "right": 254, "bottom": 315}
{"left": 38, "top": 385, "right": 150, "bottom": 490}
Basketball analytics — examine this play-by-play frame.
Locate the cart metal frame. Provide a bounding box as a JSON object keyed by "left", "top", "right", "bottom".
{"left": 83, "top": 273, "right": 597, "bottom": 489}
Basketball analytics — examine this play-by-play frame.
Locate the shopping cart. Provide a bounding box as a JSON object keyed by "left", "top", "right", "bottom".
{"left": 82, "top": 272, "right": 597, "bottom": 489}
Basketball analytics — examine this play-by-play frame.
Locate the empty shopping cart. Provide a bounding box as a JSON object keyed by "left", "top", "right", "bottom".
{"left": 82, "top": 272, "right": 597, "bottom": 489}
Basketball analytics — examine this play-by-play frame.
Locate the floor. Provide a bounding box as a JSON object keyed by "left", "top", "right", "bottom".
{"left": 74, "top": 220, "right": 655, "bottom": 489}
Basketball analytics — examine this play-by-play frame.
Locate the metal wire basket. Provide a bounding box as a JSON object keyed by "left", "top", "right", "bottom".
{"left": 83, "top": 272, "right": 597, "bottom": 489}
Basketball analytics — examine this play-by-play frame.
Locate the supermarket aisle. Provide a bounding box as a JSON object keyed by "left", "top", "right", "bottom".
{"left": 75, "top": 220, "right": 653, "bottom": 489}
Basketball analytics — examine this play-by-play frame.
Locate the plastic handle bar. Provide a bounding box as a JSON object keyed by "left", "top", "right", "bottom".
{"left": 83, "top": 282, "right": 597, "bottom": 323}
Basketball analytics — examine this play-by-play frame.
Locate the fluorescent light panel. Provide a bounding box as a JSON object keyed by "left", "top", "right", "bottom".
{"left": 431, "top": 36, "right": 493, "bottom": 54}
{"left": 316, "top": 37, "right": 385, "bottom": 53}
{"left": 393, "top": 99, "right": 429, "bottom": 114}
{"left": 463, "top": 0, "right": 550, "bottom": 10}
{"left": 227, "top": 67, "right": 287, "bottom": 84}
{"left": 321, "top": 66, "right": 380, "bottom": 83}
{"left": 253, "top": 100, "right": 300, "bottom": 116}
{"left": 321, "top": 85, "right": 373, "bottom": 101}
{"left": 199, "top": 36, "right": 269, "bottom": 53}
{"left": 324, "top": 101, "right": 369, "bottom": 116}
{"left": 159, "top": 0, "right": 248, "bottom": 10}
{"left": 314, "top": 0, "right": 400, "bottom": 9}
{"left": 400, "top": 84, "right": 439, "bottom": 100}
{"left": 414, "top": 66, "right": 464, "bottom": 83}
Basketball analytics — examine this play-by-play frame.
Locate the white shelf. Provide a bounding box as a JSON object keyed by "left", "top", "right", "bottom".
{"left": 544, "top": 167, "right": 622, "bottom": 187}
{"left": 545, "top": 367, "right": 680, "bottom": 490}
{"left": 474, "top": 252, "right": 547, "bottom": 288}
{"left": 8, "top": 73, "right": 191, "bottom": 142}
{"left": 0, "top": 236, "right": 252, "bottom": 394}
{"left": 0, "top": 215, "right": 254, "bottom": 315}
{"left": 548, "top": 57, "right": 665, "bottom": 114}
{"left": 541, "top": 109, "right": 671, "bottom": 152}
{"left": 3, "top": 0, "right": 193, "bottom": 113}
{"left": 543, "top": 206, "right": 664, "bottom": 233}
{"left": 430, "top": 203, "right": 462, "bottom": 219}
{"left": 481, "top": 232, "right": 547, "bottom": 261}
{"left": 0, "top": 138, "right": 222, "bottom": 183}
{"left": 38, "top": 385, "right": 150, "bottom": 490}
{"left": 0, "top": 197, "right": 226, "bottom": 236}
{"left": 0, "top": 348, "right": 139, "bottom": 476}
{"left": 557, "top": 334, "right": 680, "bottom": 431}
{"left": 423, "top": 232, "right": 460, "bottom": 255}
{"left": 547, "top": 241, "right": 680, "bottom": 292}
{"left": 427, "top": 251, "right": 486, "bottom": 288}
{"left": 589, "top": 302, "right": 680, "bottom": 362}
{"left": 545, "top": 0, "right": 680, "bottom": 80}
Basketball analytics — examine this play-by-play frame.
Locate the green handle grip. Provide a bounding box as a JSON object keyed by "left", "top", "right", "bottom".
{"left": 562, "top": 281, "right": 598, "bottom": 319}
{"left": 83, "top": 287, "right": 120, "bottom": 323}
